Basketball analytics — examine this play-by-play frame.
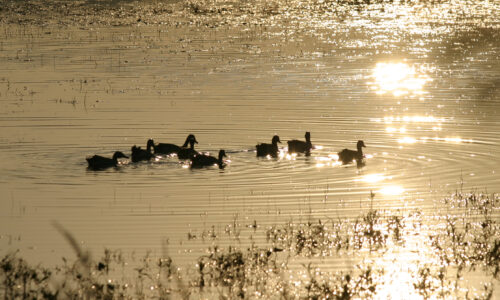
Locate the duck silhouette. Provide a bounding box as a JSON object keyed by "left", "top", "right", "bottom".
{"left": 256, "top": 135, "right": 281, "bottom": 157}
{"left": 338, "top": 140, "right": 366, "bottom": 165}
{"left": 148, "top": 134, "right": 198, "bottom": 155}
{"left": 86, "top": 151, "right": 128, "bottom": 170}
{"left": 287, "top": 132, "right": 313, "bottom": 156}
{"left": 177, "top": 136, "right": 199, "bottom": 160}
{"left": 131, "top": 140, "right": 154, "bottom": 162}
{"left": 191, "top": 150, "right": 226, "bottom": 169}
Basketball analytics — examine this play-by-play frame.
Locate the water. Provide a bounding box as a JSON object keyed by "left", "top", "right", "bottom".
{"left": 0, "top": 0, "right": 499, "bottom": 296}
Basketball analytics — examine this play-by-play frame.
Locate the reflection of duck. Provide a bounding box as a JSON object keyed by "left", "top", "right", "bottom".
{"left": 338, "top": 140, "right": 366, "bottom": 165}
{"left": 356, "top": 158, "right": 366, "bottom": 169}
{"left": 86, "top": 151, "right": 128, "bottom": 170}
{"left": 148, "top": 134, "right": 198, "bottom": 155}
{"left": 287, "top": 132, "right": 313, "bottom": 155}
{"left": 256, "top": 135, "right": 281, "bottom": 157}
{"left": 131, "top": 140, "right": 154, "bottom": 162}
{"left": 177, "top": 136, "right": 199, "bottom": 160}
{"left": 191, "top": 150, "right": 226, "bottom": 169}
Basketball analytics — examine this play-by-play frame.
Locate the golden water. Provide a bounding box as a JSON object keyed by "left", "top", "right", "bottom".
{"left": 0, "top": 0, "right": 499, "bottom": 296}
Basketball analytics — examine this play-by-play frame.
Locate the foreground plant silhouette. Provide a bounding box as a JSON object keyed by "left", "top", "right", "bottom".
{"left": 1, "top": 191, "right": 498, "bottom": 299}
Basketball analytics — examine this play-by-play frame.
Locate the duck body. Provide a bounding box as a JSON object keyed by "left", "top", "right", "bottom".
{"left": 338, "top": 140, "right": 366, "bottom": 164}
{"left": 131, "top": 140, "right": 154, "bottom": 163}
{"left": 191, "top": 150, "right": 226, "bottom": 169}
{"left": 177, "top": 147, "right": 198, "bottom": 160}
{"left": 177, "top": 135, "right": 199, "bottom": 159}
{"left": 287, "top": 132, "right": 313, "bottom": 155}
{"left": 256, "top": 135, "right": 281, "bottom": 157}
{"left": 149, "top": 134, "right": 198, "bottom": 156}
{"left": 150, "top": 141, "right": 181, "bottom": 155}
{"left": 86, "top": 151, "right": 128, "bottom": 170}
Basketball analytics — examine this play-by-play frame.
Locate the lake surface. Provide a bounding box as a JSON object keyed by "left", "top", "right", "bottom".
{"left": 0, "top": 0, "right": 499, "bottom": 297}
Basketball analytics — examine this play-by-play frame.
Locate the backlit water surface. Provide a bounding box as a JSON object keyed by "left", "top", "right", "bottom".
{"left": 0, "top": 1, "right": 499, "bottom": 290}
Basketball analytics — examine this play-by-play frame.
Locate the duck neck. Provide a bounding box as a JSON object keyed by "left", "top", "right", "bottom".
{"left": 306, "top": 138, "right": 312, "bottom": 148}
{"left": 357, "top": 145, "right": 363, "bottom": 157}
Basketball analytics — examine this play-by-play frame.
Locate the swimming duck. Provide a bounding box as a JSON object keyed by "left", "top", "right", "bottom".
{"left": 287, "top": 132, "right": 313, "bottom": 155}
{"left": 86, "top": 151, "right": 128, "bottom": 170}
{"left": 338, "top": 140, "right": 366, "bottom": 165}
{"left": 256, "top": 135, "right": 281, "bottom": 157}
{"left": 191, "top": 150, "right": 226, "bottom": 169}
{"left": 131, "top": 140, "right": 154, "bottom": 162}
{"left": 177, "top": 135, "right": 199, "bottom": 160}
{"left": 148, "top": 134, "right": 198, "bottom": 155}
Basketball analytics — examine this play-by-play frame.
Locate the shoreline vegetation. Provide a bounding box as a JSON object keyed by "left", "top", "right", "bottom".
{"left": 1, "top": 191, "right": 498, "bottom": 299}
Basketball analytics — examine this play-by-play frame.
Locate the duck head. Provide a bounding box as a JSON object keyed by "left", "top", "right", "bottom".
{"left": 272, "top": 135, "right": 281, "bottom": 145}
{"left": 357, "top": 140, "right": 366, "bottom": 150}
{"left": 188, "top": 134, "right": 198, "bottom": 143}
{"left": 113, "top": 151, "right": 129, "bottom": 160}
{"left": 147, "top": 139, "right": 155, "bottom": 151}
{"left": 218, "top": 149, "right": 227, "bottom": 160}
{"left": 183, "top": 134, "right": 198, "bottom": 148}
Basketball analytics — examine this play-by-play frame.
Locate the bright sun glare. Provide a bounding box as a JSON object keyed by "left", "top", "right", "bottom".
{"left": 369, "top": 62, "right": 432, "bottom": 96}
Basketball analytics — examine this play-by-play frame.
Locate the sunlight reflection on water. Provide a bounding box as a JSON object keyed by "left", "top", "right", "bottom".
{"left": 358, "top": 173, "right": 390, "bottom": 183}
{"left": 368, "top": 62, "right": 433, "bottom": 97}
{"left": 379, "top": 185, "right": 405, "bottom": 196}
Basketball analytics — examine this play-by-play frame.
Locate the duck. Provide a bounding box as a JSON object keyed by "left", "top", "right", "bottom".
{"left": 338, "top": 140, "right": 366, "bottom": 165}
{"left": 287, "top": 132, "right": 313, "bottom": 155}
{"left": 177, "top": 135, "right": 199, "bottom": 160}
{"left": 131, "top": 140, "right": 155, "bottom": 163}
{"left": 190, "top": 150, "right": 226, "bottom": 169}
{"left": 256, "top": 135, "right": 281, "bottom": 157}
{"left": 86, "top": 151, "right": 128, "bottom": 170}
{"left": 148, "top": 134, "right": 198, "bottom": 155}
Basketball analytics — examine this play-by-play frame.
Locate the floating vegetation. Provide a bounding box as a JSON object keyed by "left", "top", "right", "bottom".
{"left": 1, "top": 0, "right": 497, "bottom": 28}
{"left": 1, "top": 192, "right": 498, "bottom": 299}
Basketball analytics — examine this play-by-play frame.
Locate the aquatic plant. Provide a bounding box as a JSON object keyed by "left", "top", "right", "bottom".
{"left": 431, "top": 192, "right": 500, "bottom": 279}
{"left": 0, "top": 251, "right": 55, "bottom": 300}
{"left": 266, "top": 209, "right": 405, "bottom": 256}
{"left": 301, "top": 263, "right": 379, "bottom": 300}
{"left": 1, "top": 191, "right": 498, "bottom": 299}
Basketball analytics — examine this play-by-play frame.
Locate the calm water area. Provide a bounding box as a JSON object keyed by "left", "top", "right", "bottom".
{"left": 0, "top": 0, "right": 499, "bottom": 297}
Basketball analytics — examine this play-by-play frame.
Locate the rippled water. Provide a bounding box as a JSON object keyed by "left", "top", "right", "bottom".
{"left": 0, "top": 0, "right": 499, "bottom": 282}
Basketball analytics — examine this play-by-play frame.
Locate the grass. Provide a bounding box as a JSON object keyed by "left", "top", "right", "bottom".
{"left": 1, "top": 191, "right": 499, "bottom": 299}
